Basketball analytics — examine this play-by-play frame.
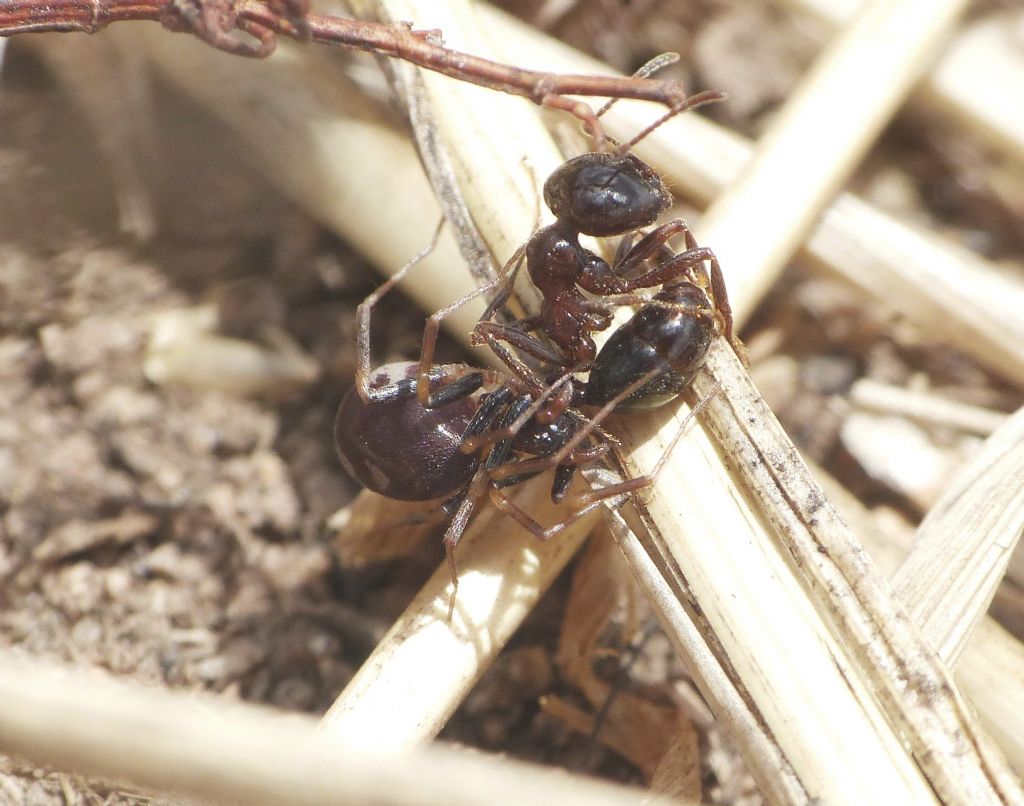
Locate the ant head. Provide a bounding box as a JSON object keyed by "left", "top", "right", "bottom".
{"left": 543, "top": 152, "right": 671, "bottom": 237}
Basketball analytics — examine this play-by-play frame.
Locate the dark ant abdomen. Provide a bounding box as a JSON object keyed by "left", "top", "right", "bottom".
{"left": 584, "top": 285, "right": 713, "bottom": 410}
{"left": 335, "top": 362, "right": 479, "bottom": 501}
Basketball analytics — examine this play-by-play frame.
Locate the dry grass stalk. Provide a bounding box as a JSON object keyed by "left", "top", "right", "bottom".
{"left": 599, "top": 502, "right": 810, "bottom": 803}
{"left": 781, "top": 2, "right": 1024, "bottom": 164}
{"left": 678, "top": 351, "right": 1020, "bottom": 803}
{"left": 120, "top": 27, "right": 492, "bottom": 342}
{"left": 892, "top": 405, "right": 1024, "bottom": 664}
{"left": 320, "top": 477, "right": 600, "bottom": 748}
{"left": 959, "top": 620, "right": 1024, "bottom": 774}
{"left": 617, "top": 0, "right": 1016, "bottom": 793}
{"left": 485, "top": 6, "right": 1024, "bottom": 390}
{"left": 0, "top": 652, "right": 673, "bottom": 806}
{"left": 816, "top": 464, "right": 1024, "bottom": 774}
{"left": 686, "top": 0, "right": 973, "bottom": 323}
{"left": 850, "top": 379, "right": 1010, "bottom": 435}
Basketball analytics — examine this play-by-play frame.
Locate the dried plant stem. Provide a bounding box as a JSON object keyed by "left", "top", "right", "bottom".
{"left": 484, "top": 6, "right": 1024, "bottom": 390}
{"left": 345, "top": 0, "right": 565, "bottom": 281}
{"left": 123, "top": 28, "right": 493, "bottom": 347}
{"left": 959, "top": 620, "right": 1024, "bottom": 774}
{"left": 601, "top": 504, "right": 810, "bottom": 804}
{"left": 781, "top": 1, "right": 1024, "bottom": 163}
{"left": 892, "top": 405, "right": 1024, "bottom": 664}
{"left": 691, "top": 0, "right": 971, "bottom": 322}
{"left": 816, "top": 462, "right": 1024, "bottom": 774}
{"left": 655, "top": 350, "right": 1020, "bottom": 804}
{"left": 0, "top": 653, "right": 672, "bottom": 806}
{"left": 849, "top": 379, "right": 1010, "bottom": 435}
{"left": 602, "top": 0, "right": 1018, "bottom": 796}
{"left": 0, "top": 0, "right": 699, "bottom": 141}
{"left": 320, "top": 478, "right": 601, "bottom": 748}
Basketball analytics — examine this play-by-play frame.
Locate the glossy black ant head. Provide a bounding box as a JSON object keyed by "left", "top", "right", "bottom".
{"left": 335, "top": 362, "right": 479, "bottom": 501}
{"left": 543, "top": 152, "right": 671, "bottom": 237}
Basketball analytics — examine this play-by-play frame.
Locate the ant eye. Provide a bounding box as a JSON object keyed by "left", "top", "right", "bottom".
{"left": 544, "top": 153, "right": 670, "bottom": 237}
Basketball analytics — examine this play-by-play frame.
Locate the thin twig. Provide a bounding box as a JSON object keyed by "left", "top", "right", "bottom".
{"left": 0, "top": 0, "right": 698, "bottom": 143}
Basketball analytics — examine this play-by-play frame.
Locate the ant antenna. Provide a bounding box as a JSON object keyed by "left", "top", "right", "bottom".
{"left": 615, "top": 88, "right": 727, "bottom": 156}
{"left": 593, "top": 53, "right": 681, "bottom": 120}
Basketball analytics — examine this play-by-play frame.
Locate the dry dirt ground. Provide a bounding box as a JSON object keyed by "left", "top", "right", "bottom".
{"left": 2, "top": 2, "right": 1023, "bottom": 803}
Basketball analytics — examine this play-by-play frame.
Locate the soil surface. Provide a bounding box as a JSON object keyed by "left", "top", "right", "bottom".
{"left": 3, "top": 3, "right": 1023, "bottom": 803}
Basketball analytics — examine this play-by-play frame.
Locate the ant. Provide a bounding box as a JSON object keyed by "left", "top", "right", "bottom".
{"left": 334, "top": 236, "right": 678, "bottom": 592}
{"left": 412, "top": 85, "right": 742, "bottom": 425}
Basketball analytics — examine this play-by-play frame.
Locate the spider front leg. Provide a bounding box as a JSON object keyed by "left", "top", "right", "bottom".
{"left": 441, "top": 469, "right": 491, "bottom": 621}
{"left": 488, "top": 363, "right": 664, "bottom": 484}
{"left": 418, "top": 246, "right": 526, "bottom": 407}
{"left": 487, "top": 438, "right": 614, "bottom": 540}
{"left": 471, "top": 320, "right": 573, "bottom": 370}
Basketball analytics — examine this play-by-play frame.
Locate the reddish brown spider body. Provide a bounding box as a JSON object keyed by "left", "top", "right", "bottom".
{"left": 335, "top": 362, "right": 480, "bottom": 502}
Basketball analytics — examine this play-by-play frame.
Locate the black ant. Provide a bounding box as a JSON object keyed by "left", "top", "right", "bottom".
{"left": 412, "top": 87, "right": 742, "bottom": 425}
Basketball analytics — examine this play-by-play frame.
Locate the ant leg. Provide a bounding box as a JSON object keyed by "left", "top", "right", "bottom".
{"left": 612, "top": 232, "right": 637, "bottom": 269}
{"left": 488, "top": 364, "right": 666, "bottom": 483}
{"left": 478, "top": 336, "right": 577, "bottom": 426}
{"left": 418, "top": 245, "right": 526, "bottom": 406}
{"left": 537, "top": 92, "right": 607, "bottom": 149}
{"left": 678, "top": 229, "right": 742, "bottom": 355}
{"left": 479, "top": 247, "right": 529, "bottom": 323}
{"left": 441, "top": 469, "right": 489, "bottom": 621}
{"left": 580, "top": 381, "right": 723, "bottom": 506}
{"left": 622, "top": 246, "right": 718, "bottom": 297}
{"left": 613, "top": 220, "right": 689, "bottom": 277}
{"left": 483, "top": 337, "right": 548, "bottom": 390}
{"left": 356, "top": 221, "right": 445, "bottom": 403}
{"left": 619, "top": 221, "right": 740, "bottom": 356}
{"left": 578, "top": 293, "right": 653, "bottom": 312}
